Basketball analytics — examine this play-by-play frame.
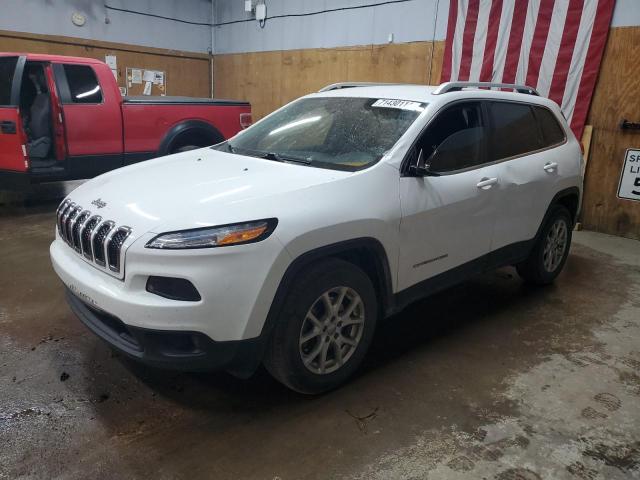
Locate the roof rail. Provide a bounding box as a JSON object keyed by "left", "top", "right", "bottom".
{"left": 318, "top": 82, "right": 404, "bottom": 92}
{"left": 433, "top": 81, "right": 539, "bottom": 96}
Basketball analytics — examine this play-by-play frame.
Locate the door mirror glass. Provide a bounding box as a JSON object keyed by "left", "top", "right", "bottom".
{"left": 408, "top": 147, "right": 430, "bottom": 176}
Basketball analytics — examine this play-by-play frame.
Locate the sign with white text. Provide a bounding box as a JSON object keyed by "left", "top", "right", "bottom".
{"left": 618, "top": 149, "right": 640, "bottom": 202}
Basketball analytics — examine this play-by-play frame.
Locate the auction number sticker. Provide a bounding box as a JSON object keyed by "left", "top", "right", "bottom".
{"left": 372, "top": 99, "right": 424, "bottom": 111}
{"left": 618, "top": 148, "right": 640, "bottom": 202}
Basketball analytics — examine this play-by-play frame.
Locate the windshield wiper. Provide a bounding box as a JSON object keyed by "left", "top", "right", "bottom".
{"left": 263, "top": 152, "right": 312, "bottom": 165}
{"left": 219, "top": 143, "right": 312, "bottom": 165}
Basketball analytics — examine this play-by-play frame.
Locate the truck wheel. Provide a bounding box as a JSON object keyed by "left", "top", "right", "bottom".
{"left": 263, "top": 258, "right": 377, "bottom": 394}
{"left": 516, "top": 205, "right": 572, "bottom": 285}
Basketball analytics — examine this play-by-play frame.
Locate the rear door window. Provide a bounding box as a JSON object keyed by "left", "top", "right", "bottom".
{"left": 0, "top": 57, "right": 19, "bottom": 105}
{"left": 488, "top": 102, "right": 543, "bottom": 161}
{"left": 533, "top": 106, "right": 566, "bottom": 147}
{"left": 63, "top": 65, "right": 102, "bottom": 103}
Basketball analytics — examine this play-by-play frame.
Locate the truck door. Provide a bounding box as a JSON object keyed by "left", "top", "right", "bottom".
{"left": 0, "top": 55, "right": 28, "bottom": 173}
{"left": 53, "top": 62, "right": 123, "bottom": 178}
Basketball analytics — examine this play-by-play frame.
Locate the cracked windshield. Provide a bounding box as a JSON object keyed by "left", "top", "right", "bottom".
{"left": 217, "top": 97, "right": 426, "bottom": 171}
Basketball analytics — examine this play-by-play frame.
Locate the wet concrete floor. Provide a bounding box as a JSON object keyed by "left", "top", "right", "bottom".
{"left": 1, "top": 185, "right": 640, "bottom": 479}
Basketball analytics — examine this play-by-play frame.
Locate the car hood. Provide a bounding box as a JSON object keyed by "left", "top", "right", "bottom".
{"left": 65, "top": 148, "right": 351, "bottom": 234}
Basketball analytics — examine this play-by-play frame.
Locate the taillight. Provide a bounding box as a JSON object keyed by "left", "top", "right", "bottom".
{"left": 239, "top": 113, "right": 252, "bottom": 129}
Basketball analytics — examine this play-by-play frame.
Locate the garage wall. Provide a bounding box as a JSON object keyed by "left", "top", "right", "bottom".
{"left": 582, "top": 26, "right": 640, "bottom": 240}
{"left": 0, "top": 0, "right": 213, "bottom": 54}
{"left": 0, "top": 30, "right": 212, "bottom": 98}
{"left": 213, "top": 0, "right": 448, "bottom": 54}
{"left": 214, "top": 41, "right": 443, "bottom": 120}
{"left": 213, "top": 0, "right": 639, "bottom": 55}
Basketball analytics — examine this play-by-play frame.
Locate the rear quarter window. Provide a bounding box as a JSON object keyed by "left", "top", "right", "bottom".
{"left": 488, "top": 101, "right": 543, "bottom": 161}
{"left": 533, "top": 106, "right": 566, "bottom": 146}
{"left": 63, "top": 65, "right": 103, "bottom": 104}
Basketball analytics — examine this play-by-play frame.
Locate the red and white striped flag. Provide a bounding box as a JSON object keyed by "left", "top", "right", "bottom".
{"left": 441, "top": 0, "right": 615, "bottom": 138}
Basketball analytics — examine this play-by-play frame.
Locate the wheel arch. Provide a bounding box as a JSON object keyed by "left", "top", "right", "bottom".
{"left": 534, "top": 186, "right": 580, "bottom": 242}
{"left": 157, "top": 120, "right": 224, "bottom": 156}
{"left": 263, "top": 237, "right": 394, "bottom": 334}
{"left": 553, "top": 187, "right": 580, "bottom": 224}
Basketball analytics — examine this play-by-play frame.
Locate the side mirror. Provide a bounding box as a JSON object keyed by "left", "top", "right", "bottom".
{"left": 408, "top": 148, "right": 439, "bottom": 177}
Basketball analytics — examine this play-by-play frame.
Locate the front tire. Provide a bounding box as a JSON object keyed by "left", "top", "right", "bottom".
{"left": 263, "top": 258, "right": 377, "bottom": 394}
{"left": 517, "top": 205, "right": 572, "bottom": 285}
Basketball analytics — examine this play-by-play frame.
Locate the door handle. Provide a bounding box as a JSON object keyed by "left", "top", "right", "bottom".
{"left": 543, "top": 162, "right": 558, "bottom": 172}
{"left": 476, "top": 177, "right": 498, "bottom": 189}
{"left": 0, "top": 121, "right": 16, "bottom": 134}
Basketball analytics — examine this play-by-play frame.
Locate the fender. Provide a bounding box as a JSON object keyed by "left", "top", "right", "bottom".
{"left": 226, "top": 237, "right": 395, "bottom": 378}
{"left": 157, "top": 120, "right": 224, "bottom": 156}
{"left": 264, "top": 237, "right": 395, "bottom": 328}
{"left": 534, "top": 186, "right": 581, "bottom": 240}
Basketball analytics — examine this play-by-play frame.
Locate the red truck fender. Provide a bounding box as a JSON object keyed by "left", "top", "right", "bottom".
{"left": 157, "top": 120, "right": 225, "bottom": 156}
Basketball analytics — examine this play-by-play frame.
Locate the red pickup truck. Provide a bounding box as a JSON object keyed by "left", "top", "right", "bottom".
{"left": 0, "top": 53, "right": 251, "bottom": 188}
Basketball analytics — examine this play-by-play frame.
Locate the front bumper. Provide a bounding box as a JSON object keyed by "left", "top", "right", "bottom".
{"left": 50, "top": 231, "right": 290, "bottom": 342}
{"left": 66, "top": 288, "right": 263, "bottom": 373}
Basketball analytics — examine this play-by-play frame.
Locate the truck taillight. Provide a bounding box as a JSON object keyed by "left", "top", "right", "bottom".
{"left": 239, "top": 113, "right": 252, "bottom": 129}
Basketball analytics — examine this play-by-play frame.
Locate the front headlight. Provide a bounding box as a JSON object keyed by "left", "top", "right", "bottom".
{"left": 145, "top": 218, "right": 277, "bottom": 249}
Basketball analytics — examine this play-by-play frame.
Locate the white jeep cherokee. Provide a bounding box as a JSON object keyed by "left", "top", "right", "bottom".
{"left": 51, "top": 81, "right": 583, "bottom": 393}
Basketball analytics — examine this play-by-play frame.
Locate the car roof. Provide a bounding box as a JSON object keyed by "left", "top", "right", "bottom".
{"left": 0, "top": 52, "right": 106, "bottom": 65}
{"left": 310, "top": 83, "right": 560, "bottom": 111}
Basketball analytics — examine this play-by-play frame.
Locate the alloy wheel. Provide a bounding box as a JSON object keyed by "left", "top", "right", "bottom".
{"left": 298, "top": 286, "right": 365, "bottom": 374}
{"left": 543, "top": 218, "right": 568, "bottom": 272}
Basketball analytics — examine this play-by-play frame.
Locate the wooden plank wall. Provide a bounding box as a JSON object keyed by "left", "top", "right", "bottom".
{"left": 0, "top": 30, "right": 212, "bottom": 98}
{"left": 214, "top": 41, "right": 444, "bottom": 120}
{"left": 582, "top": 26, "right": 640, "bottom": 240}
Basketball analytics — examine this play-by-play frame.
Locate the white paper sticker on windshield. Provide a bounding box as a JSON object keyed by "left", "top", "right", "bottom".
{"left": 372, "top": 99, "right": 424, "bottom": 111}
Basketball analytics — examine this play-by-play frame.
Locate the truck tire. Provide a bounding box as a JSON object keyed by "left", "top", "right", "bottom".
{"left": 516, "top": 205, "right": 572, "bottom": 285}
{"left": 263, "top": 258, "right": 377, "bottom": 394}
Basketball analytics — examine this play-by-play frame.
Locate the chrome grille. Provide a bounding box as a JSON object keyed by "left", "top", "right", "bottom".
{"left": 55, "top": 199, "right": 132, "bottom": 276}
{"left": 107, "top": 227, "right": 132, "bottom": 272}
{"left": 93, "top": 221, "right": 115, "bottom": 266}
{"left": 64, "top": 205, "right": 81, "bottom": 244}
{"left": 71, "top": 211, "right": 90, "bottom": 251}
{"left": 81, "top": 216, "right": 101, "bottom": 259}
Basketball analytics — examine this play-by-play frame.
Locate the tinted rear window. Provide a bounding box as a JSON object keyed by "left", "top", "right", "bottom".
{"left": 63, "top": 65, "right": 102, "bottom": 103}
{"left": 534, "top": 106, "right": 566, "bottom": 146}
{"left": 0, "top": 57, "right": 18, "bottom": 105}
{"left": 488, "top": 102, "right": 543, "bottom": 160}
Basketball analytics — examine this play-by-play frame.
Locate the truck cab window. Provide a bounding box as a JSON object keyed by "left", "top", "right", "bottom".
{"left": 0, "top": 57, "right": 18, "bottom": 105}
{"left": 63, "top": 65, "right": 102, "bottom": 103}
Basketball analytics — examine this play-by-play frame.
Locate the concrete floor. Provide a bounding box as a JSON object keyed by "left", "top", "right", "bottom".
{"left": 1, "top": 188, "right": 640, "bottom": 480}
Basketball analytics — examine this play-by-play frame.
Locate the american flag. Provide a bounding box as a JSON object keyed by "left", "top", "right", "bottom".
{"left": 441, "top": 0, "right": 616, "bottom": 138}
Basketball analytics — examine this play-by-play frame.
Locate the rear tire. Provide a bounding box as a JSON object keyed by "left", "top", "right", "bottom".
{"left": 263, "top": 258, "right": 377, "bottom": 394}
{"left": 516, "top": 205, "right": 572, "bottom": 285}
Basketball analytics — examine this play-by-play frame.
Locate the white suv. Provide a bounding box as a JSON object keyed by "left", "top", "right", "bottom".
{"left": 50, "top": 81, "right": 583, "bottom": 393}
